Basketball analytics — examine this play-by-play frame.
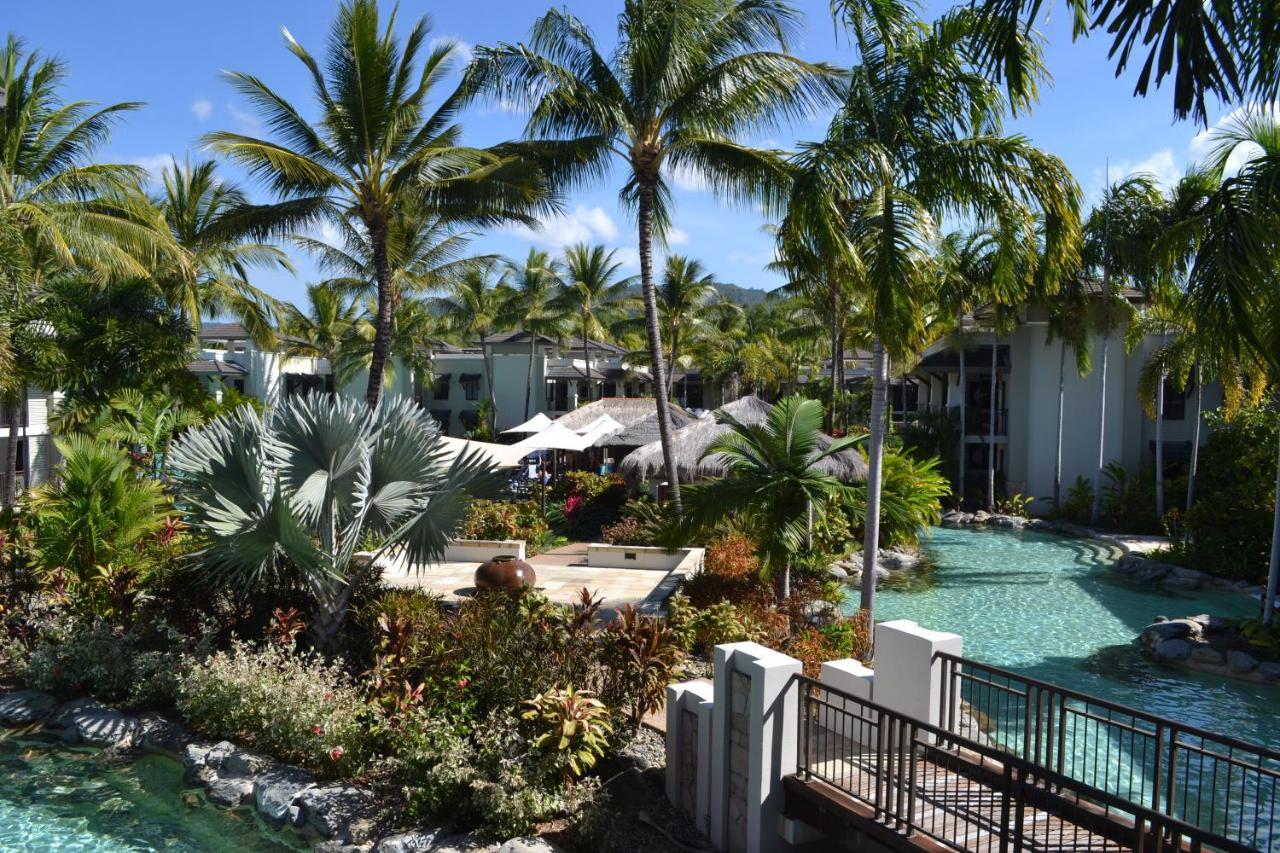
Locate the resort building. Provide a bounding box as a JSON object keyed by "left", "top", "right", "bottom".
{"left": 0, "top": 390, "right": 60, "bottom": 495}
{"left": 902, "top": 304, "right": 1222, "bottom": 512}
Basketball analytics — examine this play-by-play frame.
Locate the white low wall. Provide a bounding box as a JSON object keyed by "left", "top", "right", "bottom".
{"left": 443, "top": 539, "right": 526, "bottom": 562}
{"left": 586, "top": 543, "right": 703, "bottom": 572}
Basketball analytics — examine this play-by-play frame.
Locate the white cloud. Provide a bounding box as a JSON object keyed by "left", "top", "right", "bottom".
{"left": 191, "top": 98, "right": 213, "bottom": 121}
{"left": 429, "top": 36, "right": 473, "bottom": 63}
{"left": 612, "top": 247, "right": 640, "bottom": 270}
{"left": 227, "top": 102, "right": 261, "bottom": 133}
{"left": 508, "top": 205, "right": 620, "bottom": 248}
{"left": 727, "top": 247, "right": 777, "bottom": 267}
{"left": 1106, "top": 148, "right": 1182, "bottom": 189}
{"left": 668, "top": 163, "right": 709, "bottom": 193}
{"left": 131, "top": 153, "right": 176, "bottom": 184}
{"left": 1189, "top": 103, "right": 1277, "bottom": 175}
{"left": 666, "top": 226, "right": 689, "bottom": 246}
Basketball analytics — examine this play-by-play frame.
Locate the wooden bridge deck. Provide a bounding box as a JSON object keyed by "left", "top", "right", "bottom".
{"left": 794, "top": 731, "right": 1141, "bottom": 851}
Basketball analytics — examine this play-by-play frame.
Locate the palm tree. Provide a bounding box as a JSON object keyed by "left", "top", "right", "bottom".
{"left": 0, "top": 36, "right": 176, "bottom": 506}
{"left": 679, "top": 396, "right": 859, "bottom": 602}
{"left": 1173, "top": 110, "right": 1280, "bottom": 622}
{"left": 465, "top": 0, "right": 839, "bottom": 510}
{"left": 783, "top": 1, "right": 1081, "bottom": 629}
{"left": 656, "top": 256, "right": 720, "bottom": 401}
{"left": 204, "top": 0, "right": 550, "bottom": 408}
{"left": 154, "top": 159, "right": 290, "bottom": 346}
{"left": 557, "top": 244, "right": 634, "bottom": 402}
{"left": 169, "top": 393, "right": 499, "bottom": 646}
{"left": 505, "top": 249, "right": 567, "bottom": 420}
{"left": 280, "top": 281, "right": 363, "bottom": 383}
{"left": 97, "top": 390, "right": 206, "bottom": 480}
{"left": 1042, "top": 276, "right": 1092, "bottom": 511}
{"left": 426, "top": 259, "right": 515, "bottom": 434}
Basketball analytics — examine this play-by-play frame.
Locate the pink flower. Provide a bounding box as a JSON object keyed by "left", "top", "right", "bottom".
{"left": 457, "top": 677, "right": 469, "bottom": 690}
{"left": 323, "top": 691, "right": 334, "bottom": 703}
{"left": 565, "top": 495, "right": 583, "bottom": 516}
{"left": 329, "top": 746, "right": 344, "bottom": 762}
{"left": 311, "top": 724, "right": 323, "bottom": 735}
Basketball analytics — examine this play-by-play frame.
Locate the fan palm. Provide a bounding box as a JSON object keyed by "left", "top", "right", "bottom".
{"left": 783, "top": 0, "right": 1081, "bottom": 628}
{"left": 203, "top": 0, "right": 551, "bottom": 408}
{"left": 153, "top": 159, "right": 290, "bottom": 347}
{"left": 465, "top": 0, "right": 840, "bottom": 510}
{"left": 505, "top": 249, "right": 569, "bottom": 420}
{"left": 556, "top": 244, "right": 634, "bottom": 403}
{"left": 679, "top": 395, "right": 860, "bottom": 603}
{"left": 425, "top": 259, "right": 515, "bottom": 434}
{"left": 169, "top": 393, "right": 500, "bottom": 646}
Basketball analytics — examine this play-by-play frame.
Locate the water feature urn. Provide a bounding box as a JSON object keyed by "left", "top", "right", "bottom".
{"left": 474, "top": 554, "right": 536, "bottom": 591}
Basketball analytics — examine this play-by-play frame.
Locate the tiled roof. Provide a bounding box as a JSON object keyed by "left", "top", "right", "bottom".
{"left": 188, "top": 358, "right": 249, "bottom": 376}
{"left": 198, "top": 322, "right": 250, "bottom": 340}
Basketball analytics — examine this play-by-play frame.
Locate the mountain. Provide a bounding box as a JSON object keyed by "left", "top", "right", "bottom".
{"left": 621, "top": 280, "right": 776, "bottom": 307}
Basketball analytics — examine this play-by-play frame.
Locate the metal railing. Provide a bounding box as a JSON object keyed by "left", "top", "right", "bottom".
{"left": 796, "top": 673, "right": 1255, "bottom": 851}
{"left": 936, "top": 654, "right": 1280, "bottom": 850}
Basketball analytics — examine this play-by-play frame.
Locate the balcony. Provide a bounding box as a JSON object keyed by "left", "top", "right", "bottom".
{"left": 964, "top": 407, "right": 1007, "bottom": 437}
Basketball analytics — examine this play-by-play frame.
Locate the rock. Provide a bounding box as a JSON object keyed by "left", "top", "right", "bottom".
{"left": 0, "top": 689, "right": 56, "bottom": 725}
{"left": 1140, "top": 620, "right": 1195, "bottom": 644}
{"left": 183, "top": 742, "right": 214, "bottom": 770}
{"left": 427, "top": 836, "right": 492, "bottom": 853}
{"left": 138, "top": 714, "right": 192, "bottom": 758}
{"left": 222, "top": 748, "right": 270, "bottom": 778}
{"left": 207, "top": 776, "right": 254, "bottom": 808}
{"left": 1159, "top": 575, "right": 1201, "bottom": 591}
{"left": 203, "top": 741, "right": 237, "bottom": 770}
{"left": 374, "top": 830, "right": 445, "bottom": 853}
{"left": 879, "top": 549, "right": 919, "bottom": 569}
{"left": 1227, "top": 650, "right": 1259, "bottom": 673}
{"left": 496, "top": 840, "right": 566, "bottom": 853}
{"left": 313, "top": 842, "right": 369, "bottom": 853}
{"left": 49, "top": 699, "right": 141, "bottom": 749}
{"left": 972, "top": 511, "right": 990, "bottom": 523}
{"left": 826, "top": 565, "right": 848, "bottom": 579}
{"left": 1258, "top": 661, "right": 1280, "bottom": 681}
{"left": 1189, "top": 643, "right": 1225, "bottom": 665}
{"left": 254, "top": 765, "right": 315, "bottom": 824}
{"left": 989, "top": 514, "right": 1027, "bottom": 529}
{"left": 1172, "top": 567, "right": 1207, "bottom": 581}
{"left": 297, "top": 785, "right": 379, "bottom": 841}
{"left": 1154, "top": 638, "right": 1193, "bottom": 661}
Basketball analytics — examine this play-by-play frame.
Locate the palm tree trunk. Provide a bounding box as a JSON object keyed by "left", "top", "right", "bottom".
{"left": 1054, "top": 340, "right": 1066, "bottom": 511}
{"left": 836, "top": 326, "right": 847, "bottom": 431}
{"left": 859, "top": 338, "right": 888, "bottom": 635}
{"left": 637, "top": 180, "right": 681, "bottom": 511}
{"left": 987, "top": 337, "right": 998, "bottom": 511}
{"left": 958, "top": 342, "right": 966, "bottom": 508}
{"left": 582, "top": 311, "right": 593, "bottom": 403}
{"left": 1186, "top": 365, "right": 1203, "bottom": 513}
{"left": 482, "top": 336, "right": 498, "bottom": 436}
{"left": 666, "top": 326, "right": 680, "bottom": 401}
{"left": 1265, "top": 420, "right": 1280, "bottom": 625}
{"left": 828, "top": 275, "right": 840, "bottom": 433}
{"left": 2, "top": 392, "right": 19, "bottom": 507}
{"left": 309, "top": 581, "right": 354, "bottom": 650}
{"left": 1155, "top": 368, "right": 1166, "bottom": 521}
{"left": 524, "top": 333, "right": 536, "bottom": 420}
{"left": 365, "top": 223, "right": 394, "bottom": 409}
{"left": 1091, "top": 333, "right": 1110, "bottom": 525}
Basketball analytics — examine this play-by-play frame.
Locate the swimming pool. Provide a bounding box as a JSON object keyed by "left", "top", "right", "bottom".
{"left": 0, "top": 733, "right": 296, "bottom": 852}
{"left": 860, "top": 525, "right": 1280, "bottom": 751}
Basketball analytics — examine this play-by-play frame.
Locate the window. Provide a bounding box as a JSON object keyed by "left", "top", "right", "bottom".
{"left": 1161, "top": 377, "right": 1189, "bottom": 421}
{"left": 432, "top": 374, "right": 451, "bottom": 401}
{"left": 429, "top": 409, "right": 451, "bottom": 432}
{"left": 459, "top": 410, "right": 479, "bottom": 431}
{"left": 460, "top": 373, "right": 481, "bottom": 402}
{"left": 232, "top": 379, "right": 246, "bottom": 394}
{"left": 548, "top": 380, "right": 568, "bottom": 411}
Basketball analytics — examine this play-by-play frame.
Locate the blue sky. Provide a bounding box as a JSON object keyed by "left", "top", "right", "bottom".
{"left": 11, "top": 0, "right": 1239, "bottom": 309}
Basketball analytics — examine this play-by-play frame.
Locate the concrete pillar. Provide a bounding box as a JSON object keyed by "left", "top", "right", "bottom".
{"left": 816, "top": 659, "right": 876, "bottom": 748}
{"left": 873, "top": 619, "right": 962, "bottom": 731}
{"left": 709, "top": 642, "right": 802, "bottom": 853}
{"left": 666, "top": 680, "right": 714, "bottom": 836}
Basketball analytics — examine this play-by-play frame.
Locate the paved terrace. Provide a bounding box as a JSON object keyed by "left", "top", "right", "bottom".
{"left": 379, "top": 540, "right": 702, "bottom": 614}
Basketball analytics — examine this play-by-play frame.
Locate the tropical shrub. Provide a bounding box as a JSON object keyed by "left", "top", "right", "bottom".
{"left": 1184, "top": 405, "right": 1279, "bottom": 581}
{"left": 521, "top": 685, "right": 613, "bottom": 782}
{"left": 599, "top": 516, "right": 650, "bottom": 546}
{"left": 176, "top": 640, "right": 376, "bottom": 777}
{"left": 553, "top": 471, "right": 626, "bottom": 539}
{"left": 598, "top": 605, "right": 684, "bottom": 733}
{"left": 1062, "top": 476, "right": 1095, "bottom": 523}
{"left": 458, "top": 499, "right": 547, "bottom": 546}
{"left": 873, "top": 452, "right": 951, "bottom": 548}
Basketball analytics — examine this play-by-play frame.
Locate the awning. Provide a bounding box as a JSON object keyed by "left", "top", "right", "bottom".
{"left": 438, "top": 436, "right": 527, "bottom": 469}
{"left": 510, "top": 422, "right": 593, "bottom": 452}
{"left": 460, "top": 373, "right": 482, "bottom": 382}
{"left": 574, "top": 414, "right": 624, "bottom": 435}
{"left": 502, "top": 412, "right": 554, "bottom": 434}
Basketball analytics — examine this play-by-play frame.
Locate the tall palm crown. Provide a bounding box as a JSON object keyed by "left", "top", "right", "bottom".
{"left": 203, "top": 1, "right": 550, "bottom": 408}
{"left": 505, "top": 248, "right": 569, "bottom": 420}
{"left": 656, "top": 255, "right": 720, "bottom": 398}
{"left": 154, "top": 159, "right": 289, "bottom": 347}
{"left": 556, "top": 243, "right": 633, "bottom": 403}
{"left": 281, "top": 281, "right": 362, "bottom": 372}
{"left": 465, "top": 0, "right": 839, "bottom": 509}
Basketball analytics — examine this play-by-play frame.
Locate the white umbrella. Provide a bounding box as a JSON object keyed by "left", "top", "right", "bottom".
{"left": 573, "top": 413, "right": 623, "bottom": 435}
{"left": 578, "top": 418, "right": 624, "bottom": 445}
{"left": 509, "top": 421, "right": 593, "bottom": 453}
{"left": 437, "top": 436, "right": 527, "bottom": 469}
{"left": 502, "top": 412, "right": 553, "bottom": 434}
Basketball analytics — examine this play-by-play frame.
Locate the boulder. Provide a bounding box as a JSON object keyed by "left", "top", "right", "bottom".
{"left": 971, "top": 511, "right": 990, "bottom": 523}
{"left": 0, "top": 689, "right": 56, "bottom": 725}
{"left": 374, "top": 830, "right": 445, "bottom": 853}
{"left": 496, "top": 840, "right": 566, "bottom": 853}
{"left": 878, "top": 549, "right": 919, "bottom": 570}
{"left": 1114, "top": 555, "right": 1146, "bottom": 575}
{"left": 1153, "top": 638, "right": 1193, "bottom": 661}
{"left": 427, "top": 837, "right": 493, "bottom": 853}
{"left": 297, "top": 785, "right": 379, "bottom": 841}
{"left": 1227, "top": 650, "right": 1260, "bottom": 673}
{"left": 1188, "top": 643, "right": 1226, "bottom": 666}
{"left": 1139, "top": 620, "right": 1196, "bottom": 645}
{"left": 138, "top": 714, "right": 192, "bottom": 758}
{"left": 1258, "top": 661, "right": 1280, "bottom": 681}
{"left": 206, "top": 776, "right": 254, "bottom": 808}
{"left": 989, "top": 514, "right": 1027, "bottom": 529}
{"left": 1159, "top": 575, "right": 1201, "bottom": 592}
{"left": 826, "top": 565, "right": 848, "bottom": 579}
{"left": 50, "top": 699, "right": 141, "bottom": 749}
{"left": 222, "top": 748, "right": 271, "bottom": 778}
{"left": 203, "top": 741, "right": 237, "bottom": 770}
{"left": 1171, "top": 567, "right": 1207, "bottom": 581}
{"left": 254, "top": 765, "right": 315, "bottom": 824}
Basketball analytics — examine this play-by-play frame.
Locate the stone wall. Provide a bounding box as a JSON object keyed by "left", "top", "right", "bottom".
{"left": 679, "top": 708, "right": 699, "bottom": 818}
{"left": 727, "top": 670, "right": 750, "bottom": 853}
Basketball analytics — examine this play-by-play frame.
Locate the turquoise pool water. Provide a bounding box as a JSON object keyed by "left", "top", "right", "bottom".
{"left": 863, "top": 526, "right": 1280, "bottom": 750}
{"left": 0, "top": 733, "right": 296, "bottom": 852}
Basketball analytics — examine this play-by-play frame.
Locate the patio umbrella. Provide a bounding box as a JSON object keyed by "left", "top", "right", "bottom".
{"left": 502, "top": 412, "right": 553, "bottom": 434}
{"left": 574, "top": 413, "right": 623, "bottom": 435}
{"left": 510, "top": 422, "right": 595, "bottom": 512}
{"left": 437, "top": 436, "right": 528, "bottom": 470}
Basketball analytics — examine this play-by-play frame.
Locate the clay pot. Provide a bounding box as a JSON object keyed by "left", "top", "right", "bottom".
{"left": 474, "top": 555, "right": 537, "bottom": 591}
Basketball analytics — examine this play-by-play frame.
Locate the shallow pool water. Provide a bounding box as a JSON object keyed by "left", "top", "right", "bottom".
{"left": 859, "top": 526, "right": 1280, "bottom": 750}
{"left": 0, "top": 733, "right": 297, "bottom": 852}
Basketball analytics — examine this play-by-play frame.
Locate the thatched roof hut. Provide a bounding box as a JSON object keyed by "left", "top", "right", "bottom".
{"left": 553, "top": 397, "right": 686, "bottom": 432}
{"left": 619, "top": 395, "right": 869, "bottom": 483}
{"left": 594, "top": 407, "right": 695, "bottom": 448}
